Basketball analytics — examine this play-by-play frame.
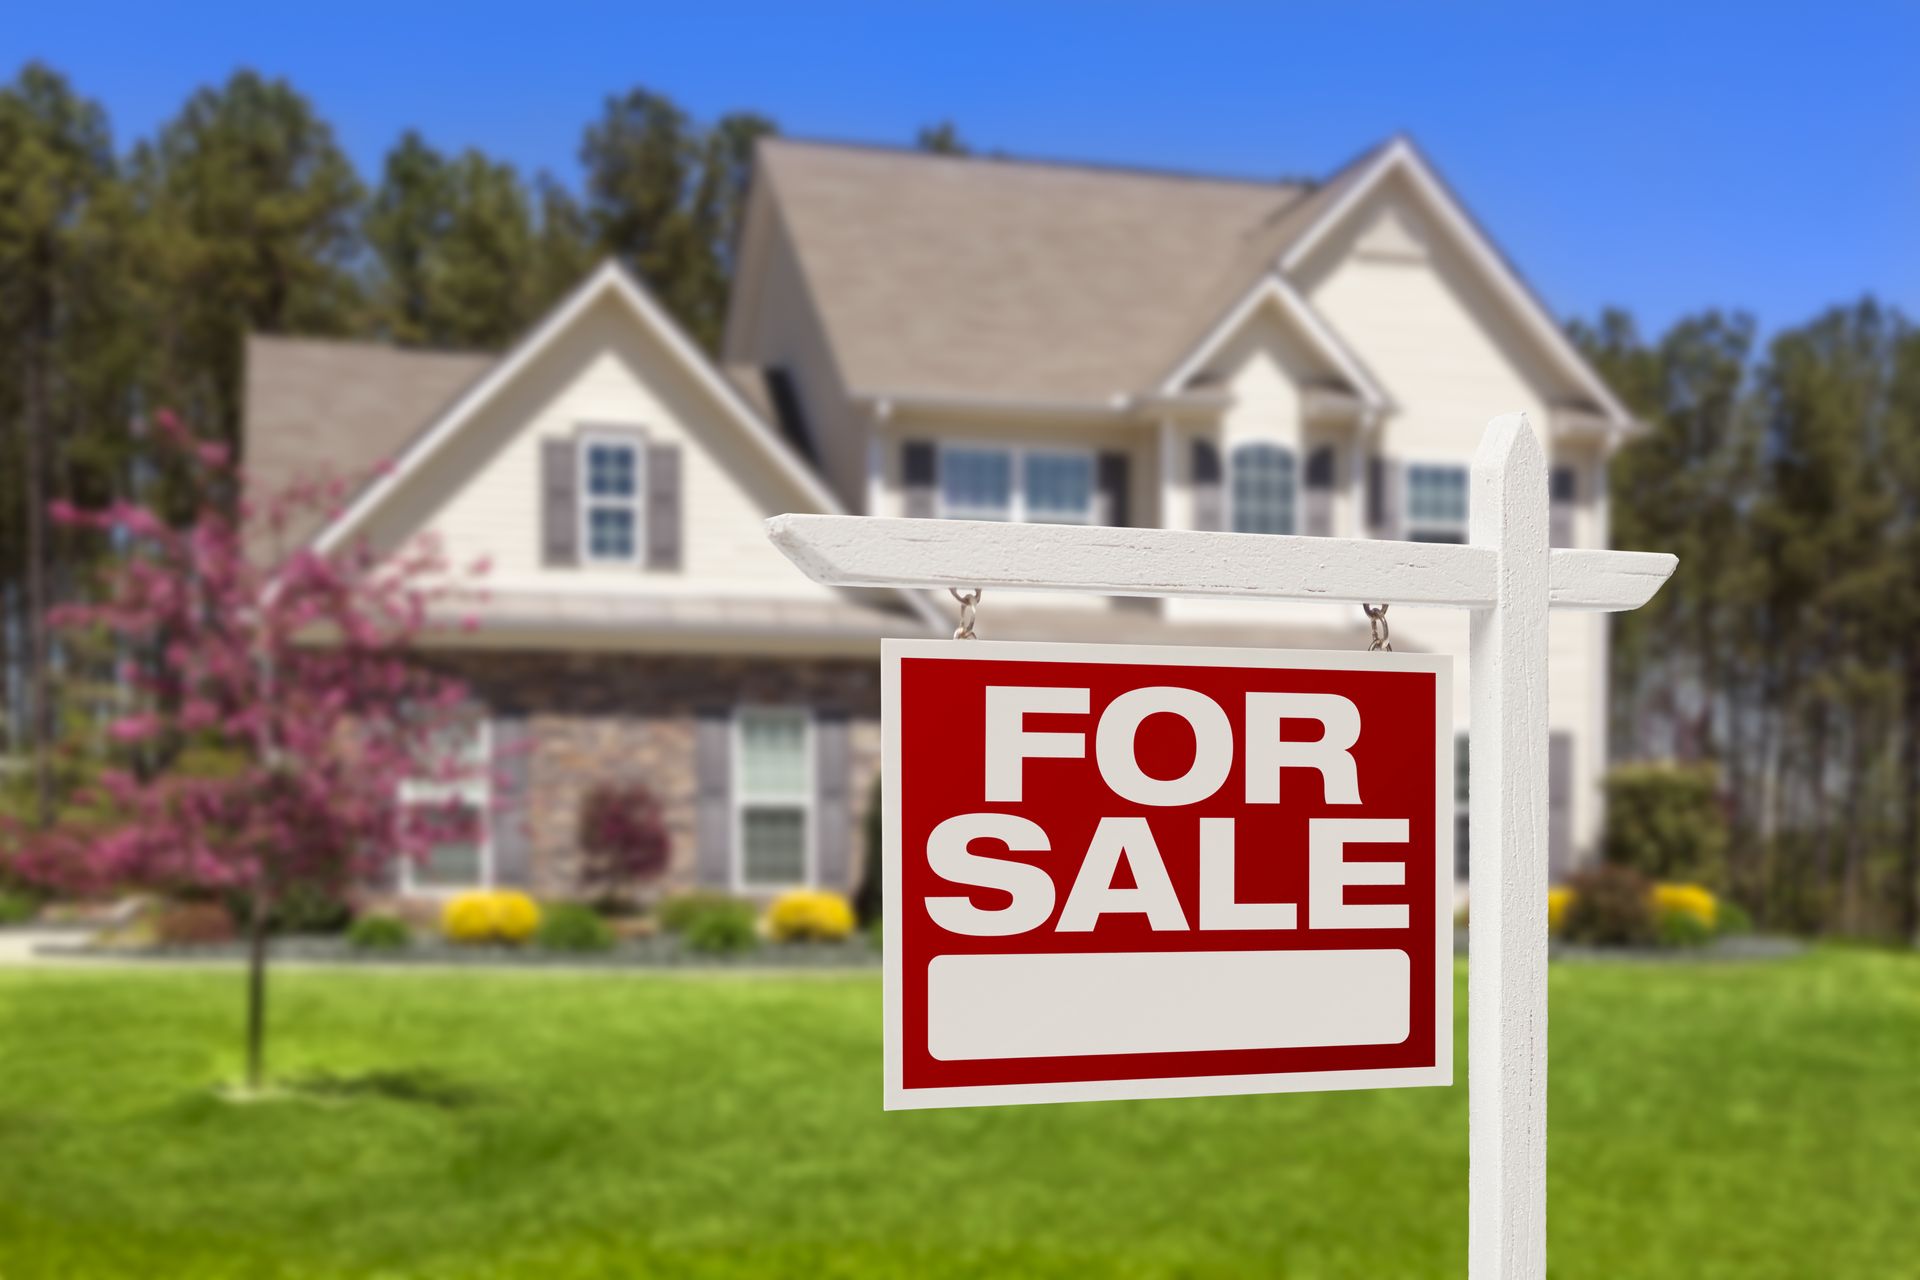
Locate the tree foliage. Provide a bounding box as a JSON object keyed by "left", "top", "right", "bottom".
{"left": 7, "top": 412, "right": 482, "bottom": 1086}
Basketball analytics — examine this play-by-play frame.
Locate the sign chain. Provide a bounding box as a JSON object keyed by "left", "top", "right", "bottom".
{"left": 950, "top": 588, "right": 982, "bottom": 640}
{"left": 1362, "top": 602, "right": 1392, "bottom": 652}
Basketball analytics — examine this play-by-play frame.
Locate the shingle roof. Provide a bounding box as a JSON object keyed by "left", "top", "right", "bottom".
{"left": 244, "top": 334, "right": 491, "bottom": 546}
{"left": 754, "top": 138, "right": 1354, "bottom": 402}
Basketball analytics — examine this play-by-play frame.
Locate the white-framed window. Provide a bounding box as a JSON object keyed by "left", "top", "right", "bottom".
{"left": 580, "top": 434, "right": 644, "bottom": 563}
{"left": 1230, "top": 442, "right": 1297, "bottom": 535}
{"left": 938, "top": 444, "right": 1094, "bottom": 524}
{"left": 733, "top": 708, "right": 813, "bottom": 890}
{"left": 1407, "top": 463, "right": 1470, "bottom": 543}
{"left": 398, "top": 718, "right": 492, "bottom": 894}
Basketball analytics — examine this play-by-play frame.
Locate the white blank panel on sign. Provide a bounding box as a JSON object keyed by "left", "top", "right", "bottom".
{"left": 927, "top": 949, "right": 1411, "bottom": 1061}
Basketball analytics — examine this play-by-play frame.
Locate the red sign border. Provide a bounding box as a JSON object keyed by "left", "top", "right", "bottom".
{"left": 882, "top": 638, "right": 1455, "bottom": 1110}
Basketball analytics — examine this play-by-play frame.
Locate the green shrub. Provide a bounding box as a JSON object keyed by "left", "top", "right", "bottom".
{"left": 346, "top": 914, "right": 411, "bottom": 950}
{"left": 538, "top": 902, "right": 616, "bottom": 953}
{"left": 1715, "top": 899, "right": 1755, "bottom": 936}
{"left": 657, "top": 891, "right": 741, "bottom": 934}
{"left": 1561, "top": 864, "right": 1654, "bottom": 946}
{"left": 0, "top": 889, "right": 41, "bottom": 926}
{"left": 682, "top": 900, "right": 759, "bottom": 955}
{"left": 1602, "top": 762, "right": 1728, "bottom": 888}
{"left": 1655, "top": 907, "right": 1714, "bottom": 947}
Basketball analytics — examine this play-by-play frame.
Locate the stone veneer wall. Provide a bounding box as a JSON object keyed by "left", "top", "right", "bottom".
{"left": 434, "top": 651, "right": 882, "bottom": 899}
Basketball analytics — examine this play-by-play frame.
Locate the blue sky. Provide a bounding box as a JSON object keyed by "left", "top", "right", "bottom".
{"left": 7, "top": 2, "right": 1915, "bottom": 339}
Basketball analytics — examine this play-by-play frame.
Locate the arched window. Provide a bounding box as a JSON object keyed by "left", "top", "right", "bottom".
{"left": 1230, "top": 443, "right": 1296, "bottom": 535}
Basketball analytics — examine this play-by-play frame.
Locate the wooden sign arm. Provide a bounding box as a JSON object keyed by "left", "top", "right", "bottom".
{"left": 765, "top": 514, "right": 1675, "bottom": 613}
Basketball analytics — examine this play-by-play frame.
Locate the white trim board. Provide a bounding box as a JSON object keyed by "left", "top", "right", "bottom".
{"left": 1161, "top": 272, "right": 1391, "bottom": 412}
{"left": 306, "top": 258, "right": 947, "bottom": 633}
{"left": 1279, "top": 137, "right": 1635, "bottom": 433}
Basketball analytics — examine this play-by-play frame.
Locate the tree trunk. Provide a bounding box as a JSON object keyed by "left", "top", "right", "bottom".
{"left": 21, "top": 261, "right": 55, "bottom": 827}
{"left": 245, "top": 890, "right": 269, "bottom": 1090}
{"left": 1900, "top": 648, "right": 1920, "bottom": 945}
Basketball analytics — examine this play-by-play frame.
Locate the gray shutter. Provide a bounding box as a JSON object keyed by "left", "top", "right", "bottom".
{"left": 813, "top": 710, "right": 852, "bottom": 890}
{"left": 902, "top": 441, "right": 937, "bottom": 518}
{"left": 1549, "top": 464, "right": 1577, "bottom": 548}
{"left": 491, "top": 716, "right": 535, "bottom": 888}
{"left": 1548, "top": 731, "right": 1574, "bottom": 881}
{"left": 1367, "top": 455, "right": 1402, "bottom": 538}
{"left": 541, "top": 439, "right": 578, "bottom": 566}
{"left": 1096, "top": 451, "right": 1131, "bottom": 527}
{"left": 1304, "top": 446, "right": 1337, "bottom": 538}
{"left": 1190, "top": 438, "right": 1225, "bottom": 531}
{"left": 646, "top": 443, "right": 682, "bottom": 569}
{"left": 694, "top": 709, "right": 733, "bottom": 888}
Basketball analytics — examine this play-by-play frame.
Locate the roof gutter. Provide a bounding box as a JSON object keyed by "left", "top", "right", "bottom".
{"left": 859, "top": 387, "right": 1230, "bottom": 425}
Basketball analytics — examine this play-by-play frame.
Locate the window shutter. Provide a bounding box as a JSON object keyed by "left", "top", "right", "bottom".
{"left": 1367, "top": 457, "right": 1403, "bottom": 539}
{"left": 1096, "top": 451, "right": 1131, "bottom": 527}
{"left": 694, "top": 709, "right": 732, "bottom": 888}
{"left": 902, "top": 441, "right": 937, "bottom": 518}
{"left": 541, "top": 439, "right": 578, "bottom": 566}
{"left": 1304, "top": 446, "right": 1336, "bottom": 537}
{"left": 1548, "top": 731, "right": 1574, "bottom": 881}
{"left": 646, "top": 443, "right": 682, "bottom": 569}
{"left": 812, "top": 710, "right": 852, "bottom": 890}
{"left": 1549, "top": 464, "right": 1578, "bottom": 548}
{"left": 491, "top": 716, "right": 534, "bottom": 888}
{"left": 1190, "top": 438, "right": 1224, "bottom": 531}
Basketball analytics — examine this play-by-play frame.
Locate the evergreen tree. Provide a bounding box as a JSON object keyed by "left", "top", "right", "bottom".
{"left": 0, "top": 63, "right": 136, "bottom": 821}
{"left": 130, "top": 70, "right": 363, "bottom": 449}
{"left": 367, "top": 133, "right": 538, "bottom": 348}
{"left": 579, "top": 89, "right": 775, "bottom": 350}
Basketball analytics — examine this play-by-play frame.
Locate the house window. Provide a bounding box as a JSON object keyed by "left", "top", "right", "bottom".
{"left": 398, "top": 718, "right": 492, "bottom": 894}
{"left": 1231, "top": 443, "right": 1297, "bottom": 535}
{"left": 735, "top": 709, "right": 811, "bottom": 889}
{"left": 1454, "top": 731, "right": 1470, "bottom": 882}
{"left": 580, "top": 435, "right": 643, "bottom": 563}
{"left": 1407, "top": 464, "right": 1469, "bottom": 543}
{"left": 938, "top": 445, "right": 1093, "bottom": 524}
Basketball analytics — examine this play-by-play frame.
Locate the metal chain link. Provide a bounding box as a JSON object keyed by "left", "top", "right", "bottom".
{"left": 951, "top": 588, "right": 982, "bottom": 640}
{"left": 1362, "top": 602, "right": 1392, "bottom": 652}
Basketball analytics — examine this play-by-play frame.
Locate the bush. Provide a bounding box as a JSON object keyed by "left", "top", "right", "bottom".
{"left": 0, "top": 889, "right": 41, "bottom": 926}
{"left": 1546, "top": 887, "right": 1571, "bottom": 934}
{"left": 1716, "top": 899, "right": 1755, "bottom": 935}
{"left": 346, "top": 914, "right": 411, "bottom": 950}
{"left": 1561, "top": 864, "right": 1653, "bottom": 946}
{"left": 1602, "top": 762, "right": 1729, "bottom": 888}
{"left": 441, "top": 890, "right": 542, "bottom": 945}
{"left": 767, "top": 889, "right": 856, "bottom": 942}
{"left": 538, "top": 902, "right": 616, "bottom": 953}
{"left": 267, "top": 880, "right": 354, "bottom": 934}
{"left": 657, "top": 891, "right": 741, "bottom": 934}
{"left": 577, "top": 782, "right": 671, "bottom": 906}
{"left": 681, "top": 899, "right": 759, "bottom": 954}
{"left": 1655, "top": 907, "right": 1714, "bottom": 947}
{"left": 155, "top": 900, "right": 238, "bottom": 945}
{"left": 1651, "top": 882, "right": 1717, "bottom": 930}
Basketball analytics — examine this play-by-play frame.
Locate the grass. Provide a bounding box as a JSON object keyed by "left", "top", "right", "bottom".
{"left": 0, "top": 951, "right": 1915, "bottom": 1278}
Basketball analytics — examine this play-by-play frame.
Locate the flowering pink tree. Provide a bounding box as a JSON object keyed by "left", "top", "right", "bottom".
{"left": 22, "top": 411, "right": 484, "bottom": 1089}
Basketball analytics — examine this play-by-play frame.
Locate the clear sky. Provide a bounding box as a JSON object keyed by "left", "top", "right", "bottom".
{"left": 6, "top": 2, "right": 1915, "bottom": 340}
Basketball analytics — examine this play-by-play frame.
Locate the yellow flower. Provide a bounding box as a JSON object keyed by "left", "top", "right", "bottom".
{"left": 766, "top": 889, "right": 856, "bottom": 942}
{"left": 1547, "top": 887, "right": 1572, "bottom": 933}
{"left": 441, "top": 889, "right": 542, "bottom": 944}
{"left": 1650, "top": 882, "right": 1716, "bottom": 929}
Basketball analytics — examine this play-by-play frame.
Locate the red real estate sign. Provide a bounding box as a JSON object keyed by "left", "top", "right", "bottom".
{"left": 882, "top": 639, "right": 1454, "bottom": 1109}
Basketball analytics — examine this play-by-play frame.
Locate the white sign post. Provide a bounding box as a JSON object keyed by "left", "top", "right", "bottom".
{"left": 767, "top": 413, "right": 1675, "bottom": 1280}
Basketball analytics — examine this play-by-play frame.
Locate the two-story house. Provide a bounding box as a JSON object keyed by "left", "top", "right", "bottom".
{"left": 244, "top": 135, "right": 1636, "bottom": 903}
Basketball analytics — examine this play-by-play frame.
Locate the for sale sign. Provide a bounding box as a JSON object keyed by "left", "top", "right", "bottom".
{"left": 881, "top": 639, "right": 1453, "bottom": 1109}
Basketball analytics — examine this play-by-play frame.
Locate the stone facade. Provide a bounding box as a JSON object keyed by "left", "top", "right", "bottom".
{"left": 434, "top": 651, "right": 882, "bottom": 900}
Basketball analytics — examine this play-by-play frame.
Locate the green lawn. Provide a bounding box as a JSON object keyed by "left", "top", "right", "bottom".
{"left": 0, "top": 951, "right": 1915, "bottom": 1279}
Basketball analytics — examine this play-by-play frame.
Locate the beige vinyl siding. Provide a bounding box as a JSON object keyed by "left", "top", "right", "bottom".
{"left": 355, "top": 292, "right": 847, "bottom": 604}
